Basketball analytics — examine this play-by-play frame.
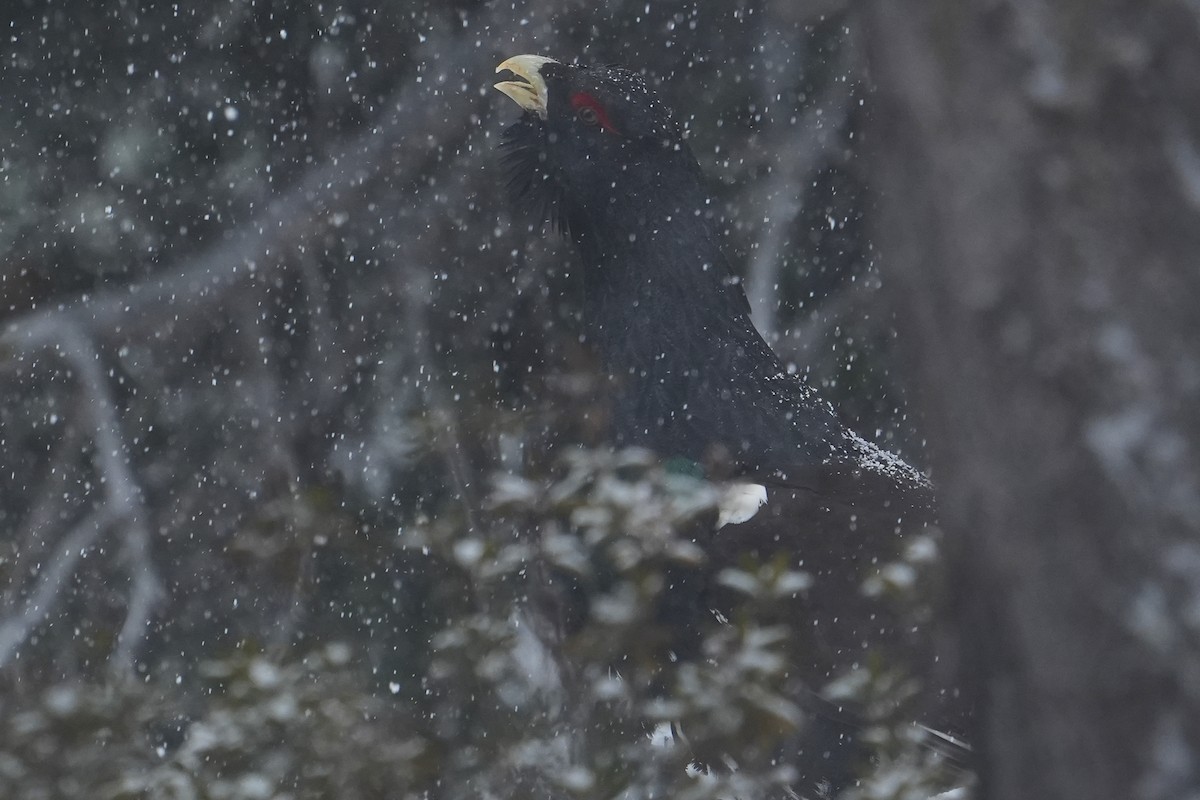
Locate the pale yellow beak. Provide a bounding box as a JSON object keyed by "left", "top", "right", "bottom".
{"left": 495, "top": 54, "right": 557, "bottom": 119}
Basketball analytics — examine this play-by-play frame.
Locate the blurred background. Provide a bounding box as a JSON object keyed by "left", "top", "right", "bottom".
{"left": 0, "top": 1, "right": 953, "bottom": 797}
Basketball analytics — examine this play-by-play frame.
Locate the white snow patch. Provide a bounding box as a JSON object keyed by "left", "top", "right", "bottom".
{"left": 452, "top": 537, "right": 485, "bottom": 567}
{"left": 846, "top": 429, "right": 930, "bottom": 488}
{"left": 510, "top": 610, "right": 563, "bottom": 701}
{"left": 649, "top": 721, "right": 676, "bottom": 747}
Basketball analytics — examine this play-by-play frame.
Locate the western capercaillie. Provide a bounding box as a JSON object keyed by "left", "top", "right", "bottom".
{"left": 494, "top": 54, "right": 931, "bottom": 522}
{"left": 494, "top": 53, "right": 966, "bottom": 793}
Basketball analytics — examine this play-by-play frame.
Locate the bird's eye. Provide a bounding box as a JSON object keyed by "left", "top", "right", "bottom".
{"left": 569, "top": 91, "right": 617, "bottom": 133}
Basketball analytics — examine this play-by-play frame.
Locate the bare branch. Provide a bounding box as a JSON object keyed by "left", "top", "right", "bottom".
{"left": 744, "top": 34, "right": 855, "bottom": 340}
{"left": 0, "top": 19, "right": 502, "bottom": 358}
{"left": 0, "top": 323, "right": 165, "bottom": 670}
{"left": 0, "top": 506, "right": 113, "bottom": 670}
{"left": 0, "top": 10, "right": 532, "bottom": 669}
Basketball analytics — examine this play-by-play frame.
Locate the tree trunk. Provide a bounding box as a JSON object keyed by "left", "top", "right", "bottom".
{"left": 861, "top": 4, "right": 1200, "bottom": 799}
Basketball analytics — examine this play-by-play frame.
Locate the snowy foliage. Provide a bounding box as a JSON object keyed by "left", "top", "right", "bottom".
{"left": 0, "top": 446, "right": 968, "bottom": 798}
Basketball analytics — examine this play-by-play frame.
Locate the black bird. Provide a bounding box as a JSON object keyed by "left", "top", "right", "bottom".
{"left": 494, "top": 54, "right": 931, "bottom": 521}
{"left": 492, "top": 56, "right": 968, "bottom": 794}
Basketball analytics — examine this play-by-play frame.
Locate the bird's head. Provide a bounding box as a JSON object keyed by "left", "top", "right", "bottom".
{"left": 494, "top": 54, "right": 697, "bottom": 237}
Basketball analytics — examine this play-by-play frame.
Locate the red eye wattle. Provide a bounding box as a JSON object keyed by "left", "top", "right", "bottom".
{"left": 569, "top": 92, "right": 618, "bottom": 134}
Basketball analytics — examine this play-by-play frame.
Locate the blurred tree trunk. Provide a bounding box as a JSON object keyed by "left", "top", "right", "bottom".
{"left": 862, "top": 4, "right": 1200, "bottom": 800}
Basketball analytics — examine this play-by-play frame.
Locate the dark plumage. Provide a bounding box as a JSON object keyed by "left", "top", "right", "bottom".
{"left": 493, "top": 56, "right": 966, "bottom": 793}
{"left": 495, "top": 54, "right": 930, "bottom": 516}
